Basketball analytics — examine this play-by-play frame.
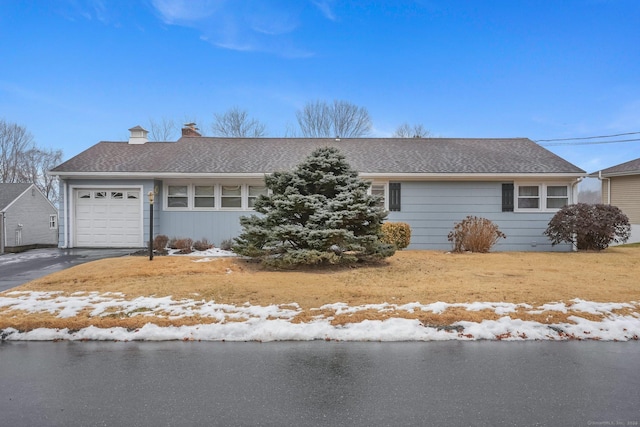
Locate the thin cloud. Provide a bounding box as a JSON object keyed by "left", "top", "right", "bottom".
{"left": 54, "top": 0, "right": 143, "bottom": 28}
{"left": 151, "top": 0, "right": 223, "bottom": 25}
{"left": 312, "top": 0, "right": 337, "bottom": 21}
{"left": 150, "top": 0, "right": 316, "bottom": 58}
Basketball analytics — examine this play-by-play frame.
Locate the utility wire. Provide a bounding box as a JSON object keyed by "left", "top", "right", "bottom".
{"left": 540, "top": 137, "right": 640, "bottom": 146}
{"left": 535, "top": 131, "right": 640, "bottom": 142}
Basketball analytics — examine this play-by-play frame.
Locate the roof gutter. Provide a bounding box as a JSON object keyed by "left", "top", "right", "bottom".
{"left": 49, "top": 171, "right": 586, "bottom": 181}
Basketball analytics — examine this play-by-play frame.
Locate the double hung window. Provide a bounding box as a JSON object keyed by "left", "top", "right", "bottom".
{"left": 248, "top": 186, "right": 268, "bottom": 208}
{"left": 513, "top": 183, "right": 569, "bottom": 212}
{"left": 194, "top": 186, "right": 215, "bottom": 208}
{"left": 517, "top": 185, "right": 540, "bottom": 209}
{"left": 546, "top": 186, "right": 568, "bottom": 209}
{"left": 167, "top": 185, "right": 188, "bottom": 208}
{"left": 221, "top": 186, "right": 242, "bottom": 208}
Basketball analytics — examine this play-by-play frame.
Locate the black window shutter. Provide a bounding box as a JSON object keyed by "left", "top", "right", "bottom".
{"left": 502, "top": 183, "right": 514, "bottom": 212}
{"left": 389, "top": 183, "right": 401, "bottom": 211}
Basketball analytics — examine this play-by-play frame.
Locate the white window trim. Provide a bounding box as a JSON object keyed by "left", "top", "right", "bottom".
{"left": 193, "top": 184, "right": 216, "bottom": 210}
{"left": 219, "top": 184, "right": 243, "bottom": 210}
{"left": 367, "top": 181, "right": 388, "bottom": 211}
{"left": 163, "top": 182, "right": 267, "bottom": 212}
{"left": 514, "top": 182, "right": 570, "bottom": 212}
{"left": 49, "top": 214, "right": 58, "bottom": 230}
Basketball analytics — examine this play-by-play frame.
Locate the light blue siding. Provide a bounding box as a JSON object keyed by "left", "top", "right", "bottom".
{"left": 387, "top": 181, "right": 571, "bottom": 252}
{"left": 157, "top": 211, "right": 246, "bottom": 245}
{"left": 60, "top": 178, "right": 571, "bottom": 252}
{"left": 152, "top": 183, "right": 245, "bottom": 245}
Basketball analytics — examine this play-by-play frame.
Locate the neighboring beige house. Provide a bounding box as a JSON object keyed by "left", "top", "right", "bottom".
{"left": 590, "top": 157, "right": 640, "bottom": 244}
{"left": 0, "top": 183, "right": 58, "bottom": 253}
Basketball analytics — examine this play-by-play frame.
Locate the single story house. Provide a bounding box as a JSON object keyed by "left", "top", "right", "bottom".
{"left": 49, "top": 124, "right": 585, "bottom": 252}
{"left": 590, "top": 157, "right": 640, "bottom": 244}
{"left": 0, "top": 183, "right": 58, "bottom": 253}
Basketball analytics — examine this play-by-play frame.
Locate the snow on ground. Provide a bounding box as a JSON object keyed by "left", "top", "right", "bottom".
{"left": 167, "top": 248, "right": 237, "bottom": 257}
{"left": 1, "top": 291, "right": 638, "bottom": 342}
{"left": 1, "top": 248, "right": 638, "bottom": 342}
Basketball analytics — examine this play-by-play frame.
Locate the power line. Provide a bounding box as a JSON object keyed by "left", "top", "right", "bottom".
{"left": 534, "top": 131, "right": 640, "bottom": 142}
{"left": 540, "top": 137, "right": 640, "bottom": 147}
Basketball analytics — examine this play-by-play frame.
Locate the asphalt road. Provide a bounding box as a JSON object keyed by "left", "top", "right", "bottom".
{"left": 1, "top": 341, "right": 639, "bottom": 426}
{"left": 0, "top": 248, "right": 134, "bottom": 291}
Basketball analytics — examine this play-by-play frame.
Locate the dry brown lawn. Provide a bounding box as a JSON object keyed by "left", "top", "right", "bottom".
{"left": 1, "top": 248, "right": 639, "bottom": 331}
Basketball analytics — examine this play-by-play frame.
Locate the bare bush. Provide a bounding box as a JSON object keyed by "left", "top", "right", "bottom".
{"left": 220, "top": 239, "right": 234, "bottom": 251}
{"left": 448, "top": 216, "right": 506, "bottom": 253}
{"left": 169, "top": 238, "right": 193, "bottom": 254}
{"left": 193, "top": 238, "right": 214, "bottom": 252}
{"left": 153, "top": 235, "right": 169, "bottom": 252}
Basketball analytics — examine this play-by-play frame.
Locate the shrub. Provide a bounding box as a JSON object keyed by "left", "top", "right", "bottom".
{"left": 167, "top": 237, "right": 179, "bottom": 249}
{"left": 381, "top": 222, "right": 412, "bottom": 250}
{"left": 220, "top": 239, "right": 234, "bottom": 251}
{"left": 448, "top": 216, "right": 506, "bottom": 253}
{"left": 153, "top": 234, "right": 169, "bottom": 251}
{"left": 544, "top": 203, "right": 630, "bottom": 250}
{"left": 262, "top": 250, "right": 346, "bottom": 269}
{"left": 172, "top": 238, "right": 193, "bottom": 254}
{"left": 193, "top": 238, "right": 214, "bottom": 252}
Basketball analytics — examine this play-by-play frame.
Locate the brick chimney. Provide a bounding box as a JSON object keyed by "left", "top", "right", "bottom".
{"left": 128, "top": 125, "right": 149, "bottom": 144}
{"left": 182, "top": 123, "right": 201, "bottom": 137}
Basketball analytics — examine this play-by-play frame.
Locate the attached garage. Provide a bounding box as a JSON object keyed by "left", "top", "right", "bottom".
{"left": 74, "top": 188, "right": 143, "bottom": 247}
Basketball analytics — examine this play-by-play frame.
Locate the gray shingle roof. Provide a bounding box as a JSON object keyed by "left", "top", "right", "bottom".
{"left": 591, "top": 157, "right": 640, "bottom": 177}
{"left": 51, "top": 137, "right": 585, "bottom": 176}
{"left": 0, "top": 183, "right": 32, "bottom": 210}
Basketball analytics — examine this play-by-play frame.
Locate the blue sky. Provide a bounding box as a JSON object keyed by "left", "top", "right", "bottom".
{"left": 1, "top": 0, "right": 639, "bottom": 183}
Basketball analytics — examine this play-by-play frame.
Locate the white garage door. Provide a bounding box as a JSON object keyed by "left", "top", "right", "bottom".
{"left": 74, "top": 188, "right": 143, "bottom": 247}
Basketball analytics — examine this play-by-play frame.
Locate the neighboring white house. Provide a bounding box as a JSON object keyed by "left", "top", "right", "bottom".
{"left": 590, "top": 157, "right": 640, "bottom": 244}
{"left": 49, "top": 124, "right": 586, "bottom": 252}
{"left": 0, "top": 183, "right": 58, "bottom": 253}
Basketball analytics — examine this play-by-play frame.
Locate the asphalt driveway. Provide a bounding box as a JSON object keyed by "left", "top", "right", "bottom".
{"left": 0, "top": 248, "right": 134, "bottom": 292}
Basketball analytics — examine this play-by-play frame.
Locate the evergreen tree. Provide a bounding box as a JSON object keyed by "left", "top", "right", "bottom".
{"left": 234, "top": 147, "right": 395, "bottom": 267}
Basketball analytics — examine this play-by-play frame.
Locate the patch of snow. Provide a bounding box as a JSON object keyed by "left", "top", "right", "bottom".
{"left": 1, "top": 292, "right": 639, "bottom": 342}
{"left": 167, "top": 248, "right": 237, "bottom": 257}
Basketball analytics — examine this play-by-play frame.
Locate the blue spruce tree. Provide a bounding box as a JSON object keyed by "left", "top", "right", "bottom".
{"left": 234, "top": 146, "right": 395, "bottom": 267}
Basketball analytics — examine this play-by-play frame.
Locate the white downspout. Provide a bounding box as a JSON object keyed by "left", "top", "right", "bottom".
{"left": 571, "top": 177, "right": 583, "bottom": 203}
{"left": 569, "top": 177, "right": 583, "bottom": 252}
{"left": 0, "top": 211, "right": 5, "bottom": 255}
{"left": 63, "top": 180, "right": 69, "bottom": 248}
{"left": 598, "top": 171, "right": 611, "bottom": 204}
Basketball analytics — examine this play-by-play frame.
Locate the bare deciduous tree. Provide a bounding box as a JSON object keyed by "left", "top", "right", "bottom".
{"left": 296, "top": 100, "right": 372, "bottom": 138}
{"left": 212, "top": 107, "right": 267, "bottom": 137}
{"left": 0, "top": 119, "right": 33, "bottom": 183}
{"left": 578, "top": 189, "right": 602, "bottom": 205}
{"left": 393, "top": 123, "right": 431, "bottom": 138}
{"left": 148, "top": 117, "right": 178, "bottom": 141}
{"left": 22, "top": 147, "right": 63, "bottom": 201}
{"left": 0, "top": 118, "right": 63, "bottom": 203}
